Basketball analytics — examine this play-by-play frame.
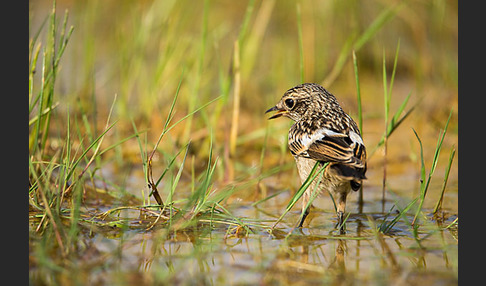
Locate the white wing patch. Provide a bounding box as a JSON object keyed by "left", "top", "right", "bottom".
{"left": 349, "top": 130, "right": 364, "bottom": 145}
{"left": 300, "top": 127, "right": 345, "bottom": 149}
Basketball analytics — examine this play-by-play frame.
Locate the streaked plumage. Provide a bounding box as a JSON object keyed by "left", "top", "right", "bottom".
{"left": 266, "top": 83, "right": 367, "bottom": 230}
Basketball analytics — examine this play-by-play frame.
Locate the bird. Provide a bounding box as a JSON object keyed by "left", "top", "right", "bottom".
{"left": 266, "top": 83, "right": 367, "bottom": 231}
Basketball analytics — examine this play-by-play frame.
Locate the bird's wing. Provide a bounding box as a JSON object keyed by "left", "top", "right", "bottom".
{"left": 289, "top": 126, "right": 366, "bottom": 169}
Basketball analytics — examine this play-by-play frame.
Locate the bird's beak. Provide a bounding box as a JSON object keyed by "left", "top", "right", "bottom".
{"left": 265, "top": 105, "right": 287, "bottom": 120}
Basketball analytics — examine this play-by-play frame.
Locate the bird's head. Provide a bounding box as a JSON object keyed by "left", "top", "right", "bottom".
{"left": 266, "top": 83, "right": 335, "bottom": 122}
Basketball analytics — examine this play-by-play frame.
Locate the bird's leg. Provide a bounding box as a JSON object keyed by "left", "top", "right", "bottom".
{"left": 335, "top": 193, "right": 347, "bottom": 233}
{"left": 337, "top": 212, "right": 346, "bottom": 234}
{"left": 298, "top": 190, "right": 311, "bottom": 228}
{"left": 298, "top": 208, "right": 310, "bottom": 228}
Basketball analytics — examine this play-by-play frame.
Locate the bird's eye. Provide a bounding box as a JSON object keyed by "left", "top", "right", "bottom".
{"left": 284, "top": 98, "right": 295, "bottom": 109}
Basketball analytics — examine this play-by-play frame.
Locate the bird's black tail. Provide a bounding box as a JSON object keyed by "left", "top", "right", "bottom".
{"left": 330, "top": 163, "right": 367, "bottom": 192}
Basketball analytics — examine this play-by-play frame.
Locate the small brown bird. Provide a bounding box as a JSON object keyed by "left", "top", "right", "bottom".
{"left": 266, "top": 83, "right": 367, "bottom": 230}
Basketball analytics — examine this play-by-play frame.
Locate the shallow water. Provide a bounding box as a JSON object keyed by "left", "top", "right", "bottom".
{"left": 29, "top": 166, "right": 458, "bottom": 285}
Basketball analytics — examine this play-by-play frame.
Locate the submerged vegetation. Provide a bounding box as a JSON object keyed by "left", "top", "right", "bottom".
{"left": 29, "top": 0, "right": 457, "bottom": 284}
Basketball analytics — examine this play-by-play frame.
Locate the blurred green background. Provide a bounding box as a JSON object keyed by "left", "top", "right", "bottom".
{"left": 29, "top": 0, "right": 457, "bottom": 201}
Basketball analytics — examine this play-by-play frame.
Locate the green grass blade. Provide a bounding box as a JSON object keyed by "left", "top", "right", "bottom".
{"left": 237, "top": 0, "right": 256, "bottom": 46}
{"left": 430, "top": 110, "right": 453, "bottom": 175}
{"left": 413, "top": 128, "right": 426, "bottom": 190}
{"left": 296, "top": 0, "right": 304, "bottom": 82}
{"left": 216, "top": 203, "right": 254, "bottom": 235}
{"left": 412, "top": 109, "right": 452, "bottom": 225}
{"left": 183, "top": 134, "right": 217, "bottom": 216}
{"left": 155, "top": 143, "right": 191, "bottom": 189}
{"left": 352, "top": 50, "right": 363, "bottom": 134}
{"left": 383, "top": 48, "right": 389, "bottom": 125}
{"left": 323, "top": 3, "right": 400, "bottom": 87}
{"left": 29, "top": 102, "right": 60, "bottom": 126}
{"left": 388, "top": 91, "right": 412, "bottom": 135}
{"left": 272, "top": 162, "right": 329, "bottom": 229}
{"left": 164, "top": 95, "right": 222, "bottom": 139}
{"left": 352, "top": 50, "right": 364, "bottom": 207}
{"left": 388, "top": 39, "right": 400, "bottom": 99}
{"left": 64, "top": 120, "right": 118, "bottom": 183}
{"left": 369, "top": 96, "right": 414, "bottom": 158}
{"left": 353, "top": 4, "right": 401, "bottom": 51}
{"left": 295, "top": 170, "right": 324, "bottom": 230}
{"left": 433, "top": 146, "right": 456, "bottom": 214}
{"left": 167, "top": 144, "right": 190, "bottom": 205}
{"left": 380, "top": 197, "right": 418, "bottom": 234}
{"left": 251, "top": 189, "right": 288, "bottom": 207}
